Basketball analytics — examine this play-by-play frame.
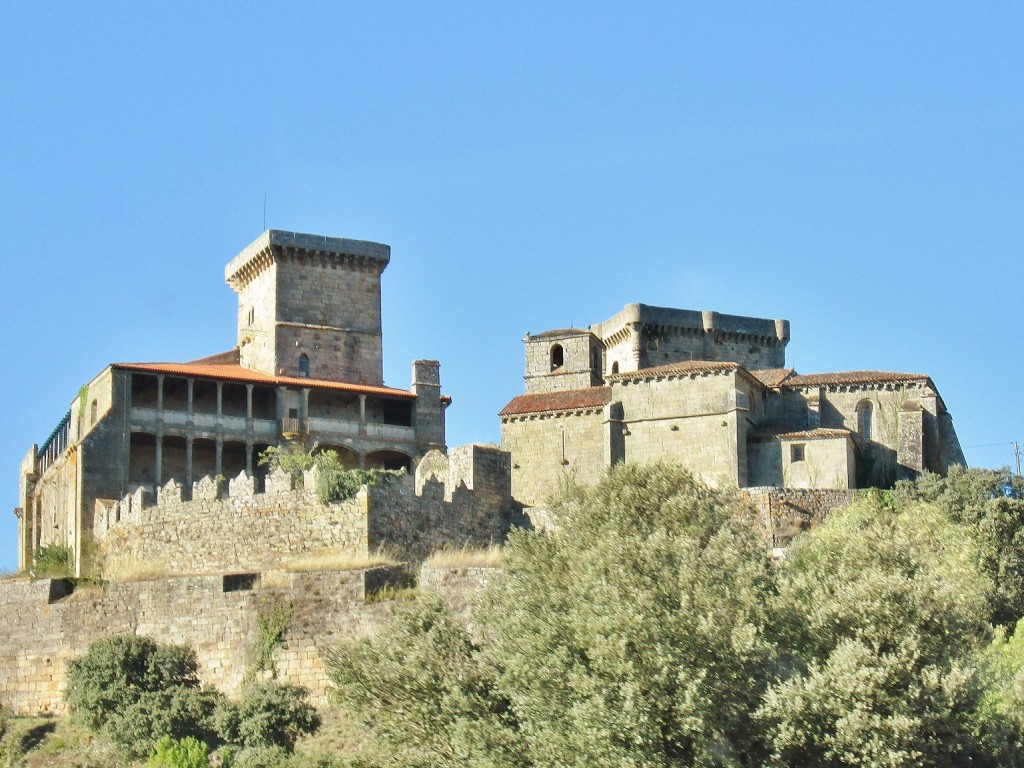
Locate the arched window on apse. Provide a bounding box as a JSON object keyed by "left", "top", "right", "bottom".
{"left": 857, "top": 400, "right": 873, "bottom": 441}
{"left": 298, "top": 354, "right": 310, "bottom": 378}
{"left": 550, "top": 344, "right": 564, "bottom": 371}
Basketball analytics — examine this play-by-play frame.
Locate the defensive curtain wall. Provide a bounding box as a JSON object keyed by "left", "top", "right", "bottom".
{"left": 0, "top": 564, "right": 491, "bottom": 716}
{"left": 0, "top": 445, "right": 512, "bottom": 715}
{"left": 92, "top": 444, "right": 512, "bottom": 575}
{"left": 0, "top": 467, "right": 864, "bottom": 717}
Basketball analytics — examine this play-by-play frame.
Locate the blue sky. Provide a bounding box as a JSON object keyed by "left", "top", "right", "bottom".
{"left": 1, "top": 3, "right": 1021, "bottom": 572}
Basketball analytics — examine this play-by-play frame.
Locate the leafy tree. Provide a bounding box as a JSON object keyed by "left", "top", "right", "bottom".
{"left": 972, "top": 619, "right": 1024, "bottom": 766}
{"left": 329, "top": 464, "right": 786, "bottom": 766}
{"left": 759, "top": 494, "right": 996, "bottom": 767}
{"left": 895, "top": 465, "right": 1024, "bottom": 627}
{"left": 327, "top": 594, "right": 525, "bottom": 768}
{"left": 478, "top": 462, "right": 781, "bottom": 767}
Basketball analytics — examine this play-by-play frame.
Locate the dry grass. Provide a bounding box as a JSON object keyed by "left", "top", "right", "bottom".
{"left": 282, "top": 548, "right": 402, "bottom": 573}
{"left": 67, "top": 580, "right": 108, "bottom": 602}
{"left": 423, "top": 545, "right": 504, "bottom": 569}
{"left": 259, "top": 569, "right": 294, "bottom": 589}
{"left": 101, "top": 555, "right": 175, "bottom": 583}
{"left": 365, "top": 585, "right": 419, "bottom": 604}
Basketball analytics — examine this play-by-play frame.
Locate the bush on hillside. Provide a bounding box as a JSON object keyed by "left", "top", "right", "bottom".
{"left": 216, "top": 682, "right": 320, "bottom": 752}
{"left": 65, "top": 635, "right": 221, "bottom": 758}
{"left": 895, "top": 465, "right": 1024, "bottom": 628}
{"left": 147, "top": 735, "right": 209, "bottom": 768}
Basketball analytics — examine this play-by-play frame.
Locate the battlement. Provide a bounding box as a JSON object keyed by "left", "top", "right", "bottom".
{"left": 595, "top": 303, "right": 789, "bottom": 345}
{"left": 92, "top": 444, "right": 514, "bottom": 576}
{"left": 225, "top": 230, "right": 391, "bottom": 290}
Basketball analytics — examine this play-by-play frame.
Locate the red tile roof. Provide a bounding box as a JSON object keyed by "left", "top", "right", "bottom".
{"left": 609, "top": 360, "right": 741, "bottom": 380}
{"left": 751, "top": 427, "right": 853, "bottom": 441}
{"left": 189, "top": 348, "right": 241, "bottom": 365}
{"left": 500, "top": 386, "right": 612, "bottom": 417}
{"left": 749, "top": 368, "right": 795, "bottom": 388}
{"left": 784, "top": 370, "right": 928, "bottom": 388}
{"left": 112, "top": 361, "right": 417, "bottom": 399}
{"left": 529, "top": 328, "right": 592, "bottom": 339}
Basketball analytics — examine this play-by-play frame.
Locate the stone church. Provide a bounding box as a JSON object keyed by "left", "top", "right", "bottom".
{"left": 500, "top": 303, "right": 964, "bottom": 507}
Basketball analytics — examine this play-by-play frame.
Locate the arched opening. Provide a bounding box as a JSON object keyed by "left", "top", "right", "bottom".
{"left": 128, "top": 432, "right": 157, "bottom": 489}
{"left": 365, "top": 450, "right": 412, "bottom": 472}
{"left": 298, "top": 354, "right": 310, "bottom": 378}
{"left": 252, "top": 442, "right": 272, "bottom": 491}
{"left": 161, "top": 435, "right": 188, "bottom": 485}
{"left": 192, "top": 438, "right": 218, "bottom": 483}
{"left": 315, "top": 444, "right": 359, "bottom": 469}
{"left": 857, "top": 401, "right": 873, "bottom": 441}
{"left": 550, "top": 344, "right": 564, "bottom": 371}
{"left": 90, "top": 399, "right": 98, "bottom": 425}
{"left": 221, "top": 440, "right": 248, "bottom": 480}
{"left": 611, "top": 361, "right": 620, "bottom": 375}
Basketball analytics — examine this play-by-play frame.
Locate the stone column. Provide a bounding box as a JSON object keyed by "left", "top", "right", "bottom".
{"left": 155, "top": 375, "right": 164, "bottom": 485}
{"left": 358, "top": 395, "right": 367, "bottom": 436}
{"left": 185, "top": 379, "right": 195, "bottom": 494}
{"left": 185, "top": 436, "right": 193, "bottom": 494}
{"left": 215, "top": 382, "right": 223, "bottom": 477}
{"left": 245, "top": 384, "right": 254, "bottom": 475}
{"left": 302, "top": 388, "right": 310, "bottom": 434}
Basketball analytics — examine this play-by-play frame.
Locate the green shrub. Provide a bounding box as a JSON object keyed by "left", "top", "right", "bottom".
{"left": 148, "top": 735, "right": 209, "bottom": 768}
{"left": 259, "top": 445, "right": 315, "bottom": 474}
{"left": 314, "top": 450, "right": 402, "bottom": 504}
{"left": 217, "top": 682, "right": 320, "bottom": 752}
{"left": 34, "top": 543, "right": 74, "bottom": 577}
{"left": 0, "top": 704, "right": 7, "bottom": 740}
{"left": 221, "top": 744, "right": 291, "bottom": 768}
{"left": 248, "top": 598, "right": 294, "bottom": 679}
{"left": 65, "top": 635, "right": 222, "bottom": 758}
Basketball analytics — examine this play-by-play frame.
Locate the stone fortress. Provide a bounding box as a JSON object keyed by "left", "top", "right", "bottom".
{"left": 3, "top": 230, "right": 964, "bottom": 715}
{"left": 501, "top": 304, "right": 963, "bottom": 507}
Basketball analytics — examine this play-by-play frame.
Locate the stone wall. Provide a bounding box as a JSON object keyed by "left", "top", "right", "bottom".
{"left": 95, "top": 444, "right": 514, "bottom": 577}
{"left": 501, "top": 408, "right": 607, "bottom": 508}
{"left": 420, "top": 565, "right": 498, "bottom": 619}
{"left": 743, "top": 486, "right": 860, "bottom": 552}
{"left": 0, "top": 567, "right": 401, "bottom": 716}
{"left": 614, "top": 372, "right": 743, "bottom": 486}
{"left": 97, "top": 472, "right": 369, "bottom": 578}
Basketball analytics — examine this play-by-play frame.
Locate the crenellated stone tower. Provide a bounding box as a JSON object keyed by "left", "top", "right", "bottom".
{"left": 225, "top": 230, "right": 391, "bottom": 385}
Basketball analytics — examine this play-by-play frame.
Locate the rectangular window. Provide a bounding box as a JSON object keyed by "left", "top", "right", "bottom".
{"left": 790, "top": 444, "right": 805, "bottom": 463}
{"left": 223, "top": 573, "right": 259, "bottom": 593}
